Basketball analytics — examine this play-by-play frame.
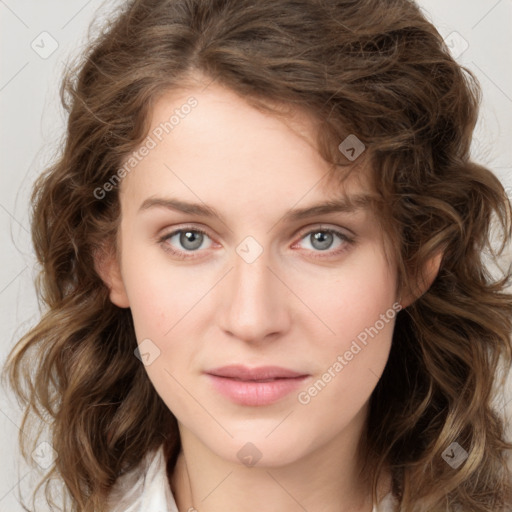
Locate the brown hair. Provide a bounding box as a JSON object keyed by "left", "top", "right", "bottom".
{"left": 3, "top": 0, "right": 512, "bottom": 510}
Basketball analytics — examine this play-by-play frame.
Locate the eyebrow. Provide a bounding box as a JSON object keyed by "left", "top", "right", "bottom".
{"left": 138, "top": 193, "right": 375, "bottom": 223}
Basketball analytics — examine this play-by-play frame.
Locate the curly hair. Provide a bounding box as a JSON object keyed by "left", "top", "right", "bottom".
{"left": 3, "top": 0, "right": 512, "bottom": 511}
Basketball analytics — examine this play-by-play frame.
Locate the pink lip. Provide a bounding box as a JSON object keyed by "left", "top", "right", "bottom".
{"left": 205, "top": 365, "right": 309, "bottom": 406}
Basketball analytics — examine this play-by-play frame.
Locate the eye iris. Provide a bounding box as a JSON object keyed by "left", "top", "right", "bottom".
{"left": 180, "top": 231, "right": 203, "bottom": 250}
{"left": 311, "top": 231, "right": 333, "bottom": 250}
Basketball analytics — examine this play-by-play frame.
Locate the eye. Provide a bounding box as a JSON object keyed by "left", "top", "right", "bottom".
{"left": 293, "top": 227, "right": 354, "bottom": 257}
{"left": 159, "top": 227, "right": 214, "bottom": 258}
{"left": 158, "top": 225, "right": 355, "bottom": 260}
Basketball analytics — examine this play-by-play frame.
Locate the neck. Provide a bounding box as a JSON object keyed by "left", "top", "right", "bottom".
{"left": 168, "top": 406, "right": 391, "bottom": 512}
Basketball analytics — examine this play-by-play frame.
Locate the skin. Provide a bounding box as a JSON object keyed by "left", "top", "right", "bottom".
{"left": 96, "top": 75, "right": 439, "bottom": 512}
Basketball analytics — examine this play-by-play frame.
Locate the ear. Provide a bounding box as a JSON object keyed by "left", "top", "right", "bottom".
{"left": 400, "top": 250, "right": 443, "bottom": 309}
{"left": 93, "top": 244, "right": 130, "bottom": 308}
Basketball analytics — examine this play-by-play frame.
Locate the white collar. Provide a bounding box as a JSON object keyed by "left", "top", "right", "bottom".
{"left": 107, "top": 445, "right": 397, "bottom": 511}
{"left": 107, "top": 445, "right": 178, "bottom": 512}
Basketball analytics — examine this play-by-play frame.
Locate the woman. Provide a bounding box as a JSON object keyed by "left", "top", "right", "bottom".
{"left": 3, "top": 0, "right": 512, "bottom": 511}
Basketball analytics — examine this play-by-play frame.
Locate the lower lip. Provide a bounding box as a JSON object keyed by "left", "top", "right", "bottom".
{"left": 206, "top": 374, "right": 309, "bottom": 406}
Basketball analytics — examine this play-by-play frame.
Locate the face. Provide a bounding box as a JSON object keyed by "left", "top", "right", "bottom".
{"left": 106, "top": 79, "right": 400, "bottom": 467}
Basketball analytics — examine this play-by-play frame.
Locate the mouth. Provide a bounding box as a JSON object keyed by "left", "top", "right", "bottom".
{"left": 207, "top": 364, "right": 307, "bottom": 380}
{"left": 205, "top": 365, "right": 310, "bottom": 406}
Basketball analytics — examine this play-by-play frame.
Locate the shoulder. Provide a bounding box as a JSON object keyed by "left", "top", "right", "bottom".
{"left": 106, "top": 444, "right": 179, "bottom": 512}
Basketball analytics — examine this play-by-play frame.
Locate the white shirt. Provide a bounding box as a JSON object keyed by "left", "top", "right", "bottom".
{"left": 106, "top": 445, "right": 399, "bottom": 512}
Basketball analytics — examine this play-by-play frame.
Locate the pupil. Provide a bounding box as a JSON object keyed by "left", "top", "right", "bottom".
{"left": 312, "top": 231, "right": 333, "bottom": 250}
{"left": 181, "top": 231, "right": 203, "bottom": 250}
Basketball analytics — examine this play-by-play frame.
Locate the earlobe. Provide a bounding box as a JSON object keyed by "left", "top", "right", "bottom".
{"left": 400, "top": 251, "right": 443, "bottom": 309}
{"left": 93, "top": 245, "right": 130, "bottom": 308}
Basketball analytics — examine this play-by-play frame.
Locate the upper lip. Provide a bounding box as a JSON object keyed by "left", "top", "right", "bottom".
{"left": 206, "top": 365, "right": 308, "bottom": 380}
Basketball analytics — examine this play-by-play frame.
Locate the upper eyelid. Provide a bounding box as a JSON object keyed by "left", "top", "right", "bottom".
{"left": 294, "top": 223, "right": 354, "bottom": 238}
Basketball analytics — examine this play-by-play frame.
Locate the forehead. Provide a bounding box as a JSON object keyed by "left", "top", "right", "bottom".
{"left": 118, "top": 82, "right": 375, "bottom": 216}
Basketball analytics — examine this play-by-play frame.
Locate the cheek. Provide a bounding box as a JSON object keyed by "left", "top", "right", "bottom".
{"left": 293, "top": 245, "right": 397, "bottom": 350}
{"left": 120, "top": 247, "right": 214, "bottom": 406}
{"left": 121, "top": 246, "right": 208, "bottom": 339}
{"left": 121, "top": 251, "right": 197, "bottom": 412}
{"left": 292, "top": 249, "right": 397, "bottom": 418}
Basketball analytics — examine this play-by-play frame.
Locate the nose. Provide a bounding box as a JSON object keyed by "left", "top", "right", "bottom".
{"left": 216, "top": 247, "right": 292, "bottom": 343}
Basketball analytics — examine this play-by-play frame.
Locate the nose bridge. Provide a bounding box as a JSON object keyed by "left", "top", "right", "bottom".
{"left": 233, "top": 248, "right": 273, "bottom": 303}
{"left": 218, "top": 240, "right": 290, "bottom": 342}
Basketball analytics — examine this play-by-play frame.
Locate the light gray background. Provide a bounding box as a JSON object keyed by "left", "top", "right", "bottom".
{"left": 1, "top": 1, "right": 511, "bottom": 510}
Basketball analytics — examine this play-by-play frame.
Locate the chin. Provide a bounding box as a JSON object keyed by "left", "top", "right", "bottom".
{"left": 208, "top": 428, "right": 313, "bottom": 468}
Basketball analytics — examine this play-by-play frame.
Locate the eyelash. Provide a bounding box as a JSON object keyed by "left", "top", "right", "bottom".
{"left": 158, "top": 225, "right": 355, "bottom": 260}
